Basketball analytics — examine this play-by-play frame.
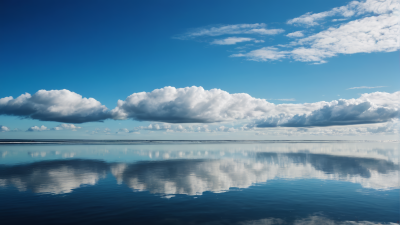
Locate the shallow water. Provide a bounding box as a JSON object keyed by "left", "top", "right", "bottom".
{"left": 0, "top": 141, "right": 399, "bottom": 224}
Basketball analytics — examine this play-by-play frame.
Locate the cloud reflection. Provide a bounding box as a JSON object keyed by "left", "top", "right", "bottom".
{"left": 0, "top": 152, "right": 398, "bottom": 195}
{"left": 0, "top": 160, "right": 108, "bottom": 194}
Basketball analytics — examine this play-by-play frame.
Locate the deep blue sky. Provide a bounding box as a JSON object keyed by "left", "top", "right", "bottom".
{"left": 0, "top": 0, "right": 398, "bottom": 139}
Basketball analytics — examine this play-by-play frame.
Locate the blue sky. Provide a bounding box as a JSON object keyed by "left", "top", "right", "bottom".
{"left": 0, "top": 0, "right": 399, "bottom": 139}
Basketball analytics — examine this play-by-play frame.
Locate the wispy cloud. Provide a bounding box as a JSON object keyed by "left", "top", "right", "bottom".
{"left": 176, "top": 23, "right": 284, "bottom": 39}
{"left": 347, "top": 86, "right": 387, "bottom": 90}
{"left": 286, "top": 31, "right": 304, "bottom": 38}
{"left": 234, "top": 0, "right": 399, "bottom": 64}
{"left": 211, "top": 37, "right": 263, "bottom": 45}
{"left": 287, "top": 0, "right": 399, "bottom": 26}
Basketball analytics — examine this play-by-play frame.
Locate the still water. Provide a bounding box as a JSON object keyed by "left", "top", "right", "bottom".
{"left": 0, "top": 141, "right": 398, "bottom": 224}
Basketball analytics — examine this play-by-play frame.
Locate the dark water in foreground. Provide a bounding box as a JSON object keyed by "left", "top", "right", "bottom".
{"left": 0, "top": 141, "right": 399, "bottom": 224}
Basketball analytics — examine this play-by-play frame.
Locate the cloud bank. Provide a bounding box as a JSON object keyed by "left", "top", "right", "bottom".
{"left": 1, "top": 88, "right": 398, "bottom": 130}
{"left": 0, "top": 89, "right": 111, "bottom": 123}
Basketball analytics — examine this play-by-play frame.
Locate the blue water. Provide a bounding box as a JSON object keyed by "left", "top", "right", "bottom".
{"left": 0, "top": 142, "right": 398, "bottom": 224}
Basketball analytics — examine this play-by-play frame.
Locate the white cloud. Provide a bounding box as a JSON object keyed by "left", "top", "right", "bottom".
{"left": 347, "top": 86, "right": 387, "bottom": 90}
{"left": 0, "top": 125, "right": 10, "bottom": 132}
{"left": 291, "top": 13, "right": 399, "bottom": 63}
{"left": 0, "top": 89, "right": 111, "bottom": 123}
{"left": 252, "top": 91, "right": 400, "bottom": 127}
{"left": 52, "top": 124, "right": 82, "bottom": 131}
{"left": 286, "top": 31, "right": 304, "bottom": 38}
{"left": 27, "top": 125, "right": 48, "bottom": 132}
{"left": 236, "top": 13, "right": 399, "bottom": 63}
{"left": 287, "top": 0, "right": 399, "bottom": 26}
{"left": 211, "top": 37, "right": 263, "bottom": 45}
{"left": 111, "top": 86, "right": 275, "bottom": 123}
{"left": 231, "top": 47, "right": 287, "bottom": 61}
{"left": 177, "top": 23, "right": 284, "bottom": 39}
{"left": 112, "top": 86, "right": 399, "bottom": 128}
{"left": 234, "top": 0, "right": 399, "bottom": 63}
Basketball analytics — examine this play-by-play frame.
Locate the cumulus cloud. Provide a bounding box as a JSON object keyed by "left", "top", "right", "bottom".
{"left": 177, "top": 23, "right": 284, "bottom": 39}
{"left": 347, "top": 86, "right": 387, "bottom": 90}
{"left": 52, "top": 124, "right": 82, "bottom": 131}
{"left": 286, "top": 31, "right": 304, "bottom": 38}
{"left": 112, "top": 86, "right": 399, "bottom": 128}
{"left": 0, "top": 125, "right": 10, "bottom": 132}
{"left": 252, "top": 91, "right": 400, "bottom": 127}
{"left": 287, "top": 0, "right": 399, "bottom": 26}
{"left": 111, "top": 86, "right": 275, "bottom": 123}
{"left": 27, "top": 125, "right": 48, "bottom": 132}
{"left": 0, "top": 89, "right": 111, "bottom": 123}
{"left": 211, "top": 37, "right": 263, "bottom": 45}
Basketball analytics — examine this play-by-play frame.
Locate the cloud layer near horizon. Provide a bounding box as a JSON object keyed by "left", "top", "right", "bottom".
{"left": 0, "top": 87, "right": 399, "bottom": 128}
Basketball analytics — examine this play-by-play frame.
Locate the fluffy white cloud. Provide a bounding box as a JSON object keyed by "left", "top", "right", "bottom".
{"left": 111, "top": 86, "right": 275, "bottom": 123}
{"left": 52, "top": 124, "right": 82, "bottom": 131}
{"left": 252, "top": 91, "right": 400, "bottom": 127}
{"left": 286, "top": 31, "right": 304, "bottom": 38}
{"left": 211, "top": 37, "right": 263, "bottom": 45}
{"left": 27, "top": 125, "right": 48, "bottom": 132}
{"left": 177, "top": 23, "right": 284, "bottom": 39}
{"left": 0, "top": 125, "right": 10, "bottom": 132}
{"left": 0, "top": 89, "right": 111, "bottom": 123}
{"left": 112, "top": 87, "right": 399, "bottom": 128}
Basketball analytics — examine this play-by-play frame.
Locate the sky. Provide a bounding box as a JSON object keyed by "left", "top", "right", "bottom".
{"left": 0, "top": 0, "right": 399, "bottom": 140}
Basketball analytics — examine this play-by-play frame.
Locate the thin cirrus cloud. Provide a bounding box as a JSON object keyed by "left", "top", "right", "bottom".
{"left": 0, "top": 89, "right": 111, "bottom": 123}
{"left": 0, "top": 88, "right": 399, "bottom": 128}
{"left": 175, "top": 23, "right": 284, "bottom": 39}
{"left": 347, "top": 86, "right": 387, "bottom": 90}
{"left": 287, "top": 0, "right": 399, "bottom": 26}
{"left": 231, "top": 0, "right": 399, "bottom": 63}
{"left": 211, "top": 37, "right": 264, "bottom": 45}
{"left": 286, "top": 31, "right": 304, "bottom": 38}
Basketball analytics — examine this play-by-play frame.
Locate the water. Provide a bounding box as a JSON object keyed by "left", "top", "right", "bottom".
{"left": 0, "top": 141, "right": 398, "bottom": 224}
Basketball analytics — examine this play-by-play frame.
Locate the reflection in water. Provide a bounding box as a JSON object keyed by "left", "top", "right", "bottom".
{"left": 0, "top": 151, "right": 398, "bottom": 195}
{"left": 238, "top": 216, "right": 398, "bottom": 225}
{"left": 0, "top": 160, "right": 108, "bottom": 194}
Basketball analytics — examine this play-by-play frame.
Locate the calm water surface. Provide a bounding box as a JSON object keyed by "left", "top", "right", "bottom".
{"left": 0, "top": 141, "right": 399, "bottom": 224}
